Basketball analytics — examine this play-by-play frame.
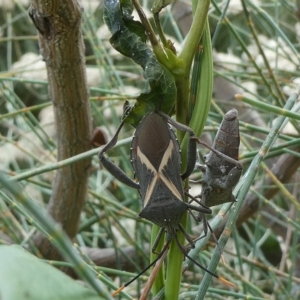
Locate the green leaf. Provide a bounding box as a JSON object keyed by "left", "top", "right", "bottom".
{"left": 0, "top": 245, "right": 102, "bottom": 300}
{"left": 120, "top": 0, "right": 147, "bottom": 42}
{"left": 104, "top": 0, "right": 176, "bottom": 127}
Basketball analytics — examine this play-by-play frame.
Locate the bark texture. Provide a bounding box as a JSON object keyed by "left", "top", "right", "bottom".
{"left": 29, "top": 0, "right": 92, "bottom": 259}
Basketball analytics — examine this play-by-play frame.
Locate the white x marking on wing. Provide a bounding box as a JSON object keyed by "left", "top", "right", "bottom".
{"left": 137, "top": 141, "right": 183, "bottom": 206}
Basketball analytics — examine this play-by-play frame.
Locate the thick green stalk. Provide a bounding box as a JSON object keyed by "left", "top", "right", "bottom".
{"left": 187, "top": 19, "right": 213, "bottom": 137}
{"left": 151, "top": 226, "right": 165, "bottom": 294}
{"left": 165, "top": 16, "right": 213, "bottom": 300}
{"left": 179, "top": 0, "right": 210, "bottom": 72}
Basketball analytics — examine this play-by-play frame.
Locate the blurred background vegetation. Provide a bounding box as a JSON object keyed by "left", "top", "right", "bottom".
{"left": 0, "top": 0, "right": 300, "bottom": 299}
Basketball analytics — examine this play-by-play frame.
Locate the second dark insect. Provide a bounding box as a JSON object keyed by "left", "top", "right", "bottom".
{"left": 196, "top": 109, "right": 243, "bottom": 223}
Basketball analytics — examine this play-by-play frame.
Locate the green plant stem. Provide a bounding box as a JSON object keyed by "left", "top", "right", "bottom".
{"left": 240, "top": 0, "right": 286, "bottom": 106}
{"left": 131, "top": 0, "right": 159, "bottom": 47}
{"left": 242, "top": 138, "right": 300, "bottom": 160}
{"left": 151, "top": 226, "right": 165, "bottom": 294}
{"left": 131, "top": 0, "right": 184, "bottom": 76}
{"left": 255, "top": 190, "right": 300, "bottom": 232}
{"left": 175, "top": 0, "right": 210, "bottom": 135}
{"left": 236, "top": 94, "right": 300, "bottom": 121}
{"left": 164, "top": 11, "right": 213, "bottom": 300}
{"left": 164, "top": 216, "right": 186, "bottom": 300}
{"left": 0, "top": 76, "right": 122, "bottom": 95}
{"left": 10, "top": 137, "right": 131, "bottom": 182}
{"left": 261, "top": 163, "right": 300, "bottom": 211}
{"left": 153, "top": 12, "right": 168, "bottom": 48}
{"left": 180, "top": 18, "right": 213, "bottom": 177}
{"left": 187, "top": 19, "right": 213, "bottom": 137}
{"left": 179, "top": 0, "right": 210, "bottom": 72}
{"left": 245, "top": 0, "right": 299, "bottom": 64}
{"left": 0, "top": 102, "right": 51, "bottom": 120}
{"left": 211, "top": 0, "right": 281, "bottom": 106}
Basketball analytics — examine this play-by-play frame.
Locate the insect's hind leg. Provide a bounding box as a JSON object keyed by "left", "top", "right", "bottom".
{"left": 98, "top": 120, "right": 140, "bottom": 189}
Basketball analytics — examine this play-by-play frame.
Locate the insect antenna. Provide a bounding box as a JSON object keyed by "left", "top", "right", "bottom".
{"left": 139, "top": 243, "right": 169, "bottom": 300}
{"left": 111, "top": 239, "right": 171, "bottom": 296}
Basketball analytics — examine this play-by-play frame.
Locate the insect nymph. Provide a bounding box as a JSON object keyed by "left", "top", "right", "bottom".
{"left": 196, "top": 109, "right": 243, "bottom": 223}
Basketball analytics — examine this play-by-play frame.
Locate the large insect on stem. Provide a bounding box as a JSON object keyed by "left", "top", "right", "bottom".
{"left": 99, "top": 110, "right": 239, "bottom": 294}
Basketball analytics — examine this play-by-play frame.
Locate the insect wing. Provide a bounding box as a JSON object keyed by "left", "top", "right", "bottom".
{"left": 205, "top": 109, "right": 240, "bottom": 174}
{"left": 131, "top": 113, "right": 184, "bottom": 208}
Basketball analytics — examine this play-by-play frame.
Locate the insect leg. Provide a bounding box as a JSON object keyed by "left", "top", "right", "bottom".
{"left": 112, "top": 240, "right": 171, "bottom": 296}
{"left": 194, "top": 136, "right": 243, "bottom": 169}
{"left": 98, "top": 120, "right": 140, "bottom": 189}
{"left": 173, "top": 232, "right": 220, "bottom": 280}
{"left": 212, "top": 166, "right": 242, "bottom": 190}
{"left": 100, "top": 157, "right": 140, "bottom": 189}
{"left": 151, "top": 227, "right": 165, "bottom": 254}
{"left": 98, "top": 120, "right": 125, "bottom": 157}
{"left": 178, "top": 223, "right": 196, "bottom": 248}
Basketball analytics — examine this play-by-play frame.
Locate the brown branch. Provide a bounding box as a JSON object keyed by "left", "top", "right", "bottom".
{"left": 29, "top": 1, "right": 92, "bottom": 260}
{"left": 83, "top": 244, "right": 150, "bottom": 270}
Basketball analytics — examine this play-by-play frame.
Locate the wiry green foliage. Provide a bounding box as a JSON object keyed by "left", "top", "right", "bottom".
{"left": 0, "top": 1, "right": 300, "bottom": 300}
